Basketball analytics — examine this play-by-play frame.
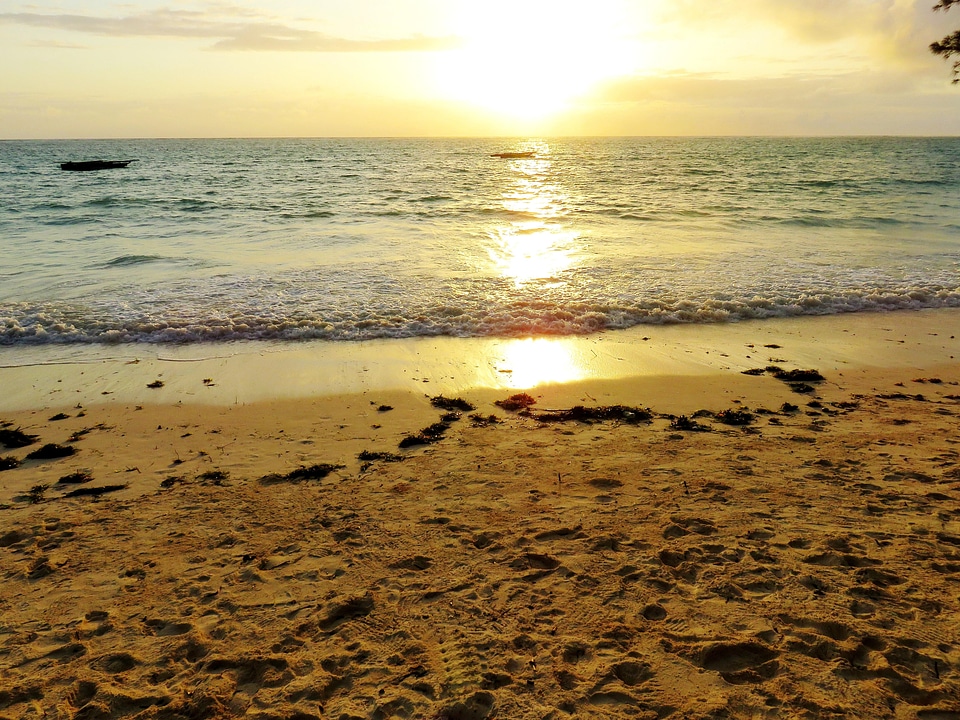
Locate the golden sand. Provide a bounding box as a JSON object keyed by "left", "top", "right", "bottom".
{"left": 1, "top": 310, "right": 959, "bottom": 719}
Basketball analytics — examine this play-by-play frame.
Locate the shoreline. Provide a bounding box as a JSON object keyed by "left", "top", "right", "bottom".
{"left": 1, "top": 308, "right": 959, "bottom": 718}
{"left": 1, "top": 307, "right": 959, "bottom": 413}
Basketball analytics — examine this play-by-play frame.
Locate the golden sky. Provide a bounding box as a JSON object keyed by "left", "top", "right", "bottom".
{"left": 2, "top": 0, "right": 959, "bottom": 138}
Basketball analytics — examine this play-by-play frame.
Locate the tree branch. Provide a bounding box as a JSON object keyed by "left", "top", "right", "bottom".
{"left": 932, "top": 3, "right": 960, "bottom": 82}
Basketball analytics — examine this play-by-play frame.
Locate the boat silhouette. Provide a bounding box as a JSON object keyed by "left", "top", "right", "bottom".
{"left": 60, "top": 160, "right": 137, "bottom": 172}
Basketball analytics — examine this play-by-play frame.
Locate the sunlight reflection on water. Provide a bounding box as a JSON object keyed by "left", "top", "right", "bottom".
{"left": 487, "top": 147, "right": 582, "bottom": 287}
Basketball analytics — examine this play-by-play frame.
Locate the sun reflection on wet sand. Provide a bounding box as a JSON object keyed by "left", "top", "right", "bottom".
{"left": 488, "top": 148, "right": 581, "bottom": 287}
{"left": 495, "top": 337, "right": 585, "bottom": 388}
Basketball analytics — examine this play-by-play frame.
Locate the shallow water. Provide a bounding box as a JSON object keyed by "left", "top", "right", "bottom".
{"left": 2, "top": 137, "right": 959, "bottom": 344}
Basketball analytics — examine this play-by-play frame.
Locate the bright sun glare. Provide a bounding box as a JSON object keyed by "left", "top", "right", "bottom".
{"left": 436, "top": 0, "right": 634, "bottom": 121}
{"left": 497, "top": 338, "right": 584, "bottom": 388}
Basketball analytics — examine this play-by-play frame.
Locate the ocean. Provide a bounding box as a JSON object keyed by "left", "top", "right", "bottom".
{"left": 2, "top": 137, "right": 959, "bottom": 346}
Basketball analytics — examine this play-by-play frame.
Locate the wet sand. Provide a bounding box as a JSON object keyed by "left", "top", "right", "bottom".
{"left": 1, "top": 310, "right": 959, "bottom": 719}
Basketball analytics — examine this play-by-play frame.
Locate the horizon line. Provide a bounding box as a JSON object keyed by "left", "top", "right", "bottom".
{"left": 4, "top": 133, "right": 960, "bottom": 142}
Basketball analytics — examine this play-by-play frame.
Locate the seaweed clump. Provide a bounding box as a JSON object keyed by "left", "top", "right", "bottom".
{"left": 495, "top": 393, "right": 537, "bottom": 411}
{"left": 26, "top": 443, "right": 76, "bottom": 460}
{"left": 260, "top": 463, "right": 345, "bottom": 485}
{"left": 358, "top": 450, "right": 404, "bottom": 472}
{"left": 0, "top": 428, "right": 39, "bottom": 449}
{"left": 715, "top": 409, "right": 755, "bottom": 426}
{"left": 358, "top": 450, "right": 405, "bottom": 463}
{"left": 197, "top": 470, "right": 229, "bottom": 485}
{"left": 742, "top": 366, "right": 825, "bottom": 390}
{"left": 399, "top": 422, "right": 451, "bottom": 448}
{"left": 64, "top": 484, "right": 128, "bottom": 498}
{"left": 772, "top": 368, "right": 825, "bottom": 382}
{"left": 57, "top": 471, "right": 93, "bottom": 485}
{"left": 669, "top": 415, "right": 711, "bottom": 432}
{"left": 430, "top": 396, "right": 475, "bottom": 412}
{"left": 0, "top": 456, "right": 20, "bottom": 471}
{"left": 27, "top": 484, "right": 48, "bottom": 504}
{"left": 525, "top": 405, "right": 653, "bottom": 425}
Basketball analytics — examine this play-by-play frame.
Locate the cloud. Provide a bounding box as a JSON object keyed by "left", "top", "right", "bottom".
{"left": 570, "top": 67, "right": 960, "bottom": 136}
{"left": 595, "top": 69, "right": 923, "bottom": 108}
{"left": 0, "top": 8, "right": 459, "bottom": 52}
{"left": 27, "top": 39, "right": 87, "bottom": 50}
{"left": 661, "top": 0, "right": 952, "bottom": 52}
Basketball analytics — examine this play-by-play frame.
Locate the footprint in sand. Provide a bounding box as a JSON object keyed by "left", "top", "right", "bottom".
{"left": 642, "top": 603, "right": 668, "bottom": 621}
{"left": 96, "top": 652, "right": 139, "bottom": 674}
{"left": 143, "top": 618, "right": 194, "bottom": 636}
{"left": 696, "top": 641, "right": 780, "bottom": 684}
{"left": 436, "top": 690, "right": 495, "bottom": 720}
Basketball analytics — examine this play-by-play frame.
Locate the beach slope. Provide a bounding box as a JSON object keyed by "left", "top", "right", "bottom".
{"left": 1, "top": 312, "right": 959, "bottom": 719}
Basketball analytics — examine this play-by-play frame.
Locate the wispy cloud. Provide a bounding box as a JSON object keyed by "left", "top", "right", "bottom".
{"left": 664, "top": 0, "right": 954, "bottom": 52}
{"left": 0, "top": 8, "right": 459, "bottom": 52}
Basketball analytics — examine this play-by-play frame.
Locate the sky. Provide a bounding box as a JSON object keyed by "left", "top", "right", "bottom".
{"left": 2, "top": 0, "right": 960, "bottom": 138}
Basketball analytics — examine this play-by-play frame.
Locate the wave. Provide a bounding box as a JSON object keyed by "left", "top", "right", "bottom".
{"left": 103, "top": 255, "right": 167, "bottom": 267}
{"left": 278, "top": 210, "right": 335, "bottom": 219}
{"left": 3, "top": 287, "right": 960, "bottom": 346}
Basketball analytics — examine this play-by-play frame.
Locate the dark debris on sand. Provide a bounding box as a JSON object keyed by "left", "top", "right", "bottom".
{"left": 26, "top": 443, "right": 76, "bottom": 460}
{"left": 27, "top": 485, "right": 48, "bottom": 504}
{"left": 715, "top": 409, "right": 755, "bottom": 426}
{"left": 522, "top": 405, "right": 653, "bottom": 425}
{"left": 57, "top": 471, "right": 93, "bottom": 485}
{"left": 358, "top": 450, "right": 404, "bottom": 472}
{"left": 0, "top": 456, "right": 20, "bottom": 471}
{"left": 67, "top": 424, "right": 110, "bottom": 443}
{"left": 877, "top": 392, "right": 927, "bottom": 402}
{"left": 669, "top": 415, "right": 712, "bottom": 432}
{"left": 64, "top": 484, "right": 128, "bottom": 499}
{"left": 772, "top": 368, "right": 825, "bottom": 382}
{"left": 0, "top": 428, "right": 39, "bottom": 449}
{"left": 742, "top": 366, "right": 825, "bottom": 384}
{"left": 358, "top": 450, "right": 405, "bottom": 463}
{"left": 260, "top": 463, "right": 345, "bottom": 485}
{"left": 430, "top": 395, "right": 475, "bottom": 412}
{"left": 399, "top": 421, "right": 452, "bottom": 448}
{"left": 197, "top": 470, "right": 229, "bottom": 485}
{"left": 495, "top": 393, "right": 537, "bottom": 411}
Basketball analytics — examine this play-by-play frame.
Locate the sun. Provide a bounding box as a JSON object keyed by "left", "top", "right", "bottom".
{"left": 434, "top": 0, "right": 635, "bottom": 121}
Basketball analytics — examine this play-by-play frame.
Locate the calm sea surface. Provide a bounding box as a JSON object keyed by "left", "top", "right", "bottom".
{"left": 1, "top": 137, "right": 959, "bottom": 345}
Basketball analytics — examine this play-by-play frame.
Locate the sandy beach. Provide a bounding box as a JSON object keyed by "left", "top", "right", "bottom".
{"left": 2, "top": 309, "right": 959, "bottom": 719}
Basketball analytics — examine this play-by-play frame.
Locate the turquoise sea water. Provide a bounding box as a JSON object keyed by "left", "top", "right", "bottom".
{"left": 1, "top": 137, "right": 959, "bottom": 345}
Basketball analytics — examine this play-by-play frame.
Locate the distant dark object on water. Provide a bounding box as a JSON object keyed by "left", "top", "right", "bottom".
{"left": 490, "top": 151, "right": 536, "bottom": 159}
{"left": 60, "top": 160, "right": 137, "bottom": 172}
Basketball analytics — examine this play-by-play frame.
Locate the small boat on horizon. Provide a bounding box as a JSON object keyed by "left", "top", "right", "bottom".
{"left": 60, "top": 160, "right": 137, "bottom": 172}
{"left": 490, "top": 151, "right": 536, "bottom": 159}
